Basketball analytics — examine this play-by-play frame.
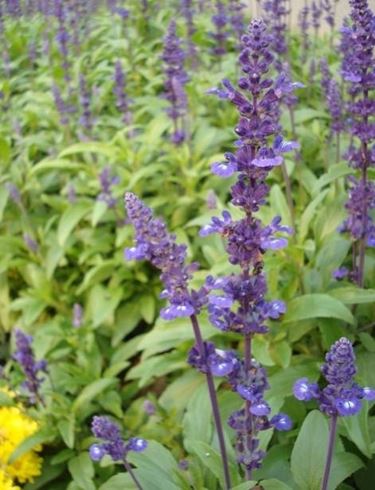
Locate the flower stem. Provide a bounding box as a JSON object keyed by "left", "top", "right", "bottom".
{"left": 190, "top": 314, "right": 231, "bottom": 490}
{"left": 321, "top": 415, "right": 338, "bottom": 490}
{"left": 244, "top": 334, "right": 253, "bottom": 481}
{"left": 123, "top": 458, "right": 144, "bottom": 490}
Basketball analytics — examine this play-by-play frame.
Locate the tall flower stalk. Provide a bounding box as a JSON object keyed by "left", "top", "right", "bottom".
{"left": 294, "top": 338, "right": 374, "bottom": 490}
{"left": 339, "top": 0, "right": 374, "bottom": 286}
{"left": 161, "top": 21, "right": 189, "bottom": 145}
{"left": 124, "top": 193, "right": 232, "bottom": 489}
{"left": 205, "top": 19, "right": 297, "bottom": 478}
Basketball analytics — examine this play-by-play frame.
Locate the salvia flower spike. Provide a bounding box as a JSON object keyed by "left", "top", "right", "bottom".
{"left": 205, "top": 18, "right": 299, "bottom": 477}
{"left": 124, "top": 192, "right": 232, "bottom": 488}
{"left": 294, "top": 337, "right": 374, "bottom": 490}
{"left": 13, "top": 329, "right": 47, "bottom": 404}
{"left": 90, "top": 416, "right": 147, "bottom": 490}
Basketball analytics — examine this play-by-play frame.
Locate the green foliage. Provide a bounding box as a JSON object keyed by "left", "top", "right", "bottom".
{"left": 0, "top": 1, "right": 374, "bottom": 489}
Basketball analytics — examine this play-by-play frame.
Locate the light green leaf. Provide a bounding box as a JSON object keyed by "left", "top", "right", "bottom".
{"left": 291, "top": 410, "right": 329, "bottom": 490}
{"left": 68, "top": 453, "right": 95, "bottom": 490}
{"left": 29, "top": 159, "right": 87, "bottom": 176}
{"left": 342, "top": 407, "right": 372, "bottom": 458}
{"left": 260, "top": 479, "right": 292, "bottom": 490}
{"left": 283, "top": 294, "right": 355, "bottom": 325}
{"left": 57, "top": 202, "right": 92, "bottom": 247}
{"left": 328, "top": 452, "right": 363, "bottom": 490}
{"left": 72, "top": 378, "right": 117, "bottom": 413}
{"left": 59, "top": 142, "right": 120, "bottom": 159}
{"left": 298, "top": 190, "right": 328, "bottom": 242}
{"left": 9, "top": 429, "right": 54, "bottom": 464}
{"left": 328, "top": 287, "right": 375, "bottom": 305}
{"left": 91, "top": 199, "right": 108, "bottom": 226}
{"left": 57, "top": 416, "right": 75, "bottom": 449}
{"left": 270, "top": 184, "right": 292, "bottom": 227}
{"left": 99, "top": 474, "right": 134, "bottom": 490}
{"left": 312, "top": 163, "right": 352, "bottom": 195}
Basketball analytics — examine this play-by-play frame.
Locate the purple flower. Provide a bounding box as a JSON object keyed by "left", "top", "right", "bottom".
{"left": 181, "top": 0, "right": 198, "bottom": 66}
{"left": 332, "top": 266, "right": 349, "bottom": 280}
{"left": 23, "top": 233, "right": 38, "bottom": 253}
{"left": 125, "top": 193, "right": 206, "bottom": 320}
{"left": 5, "top": 182, "right": 21, "bottom": 205}
{"left": 97, "top": 167, "right": 119, "bottom": 208}
{"left": 294, "top": 338, "right": 374, "bottom": 418}
{"left": 262, "top": 0, "right": 290, "bottom": 58}
{"left": 339, "top": 0, "right": 375, "bottom": 286}
{"left": 270, "top": 413, "right": 293, "bottom": 431}
{"left": 90, "top": 416, "right": 147, "bottom": 462}
{"left": 13, "top": 329, "right": 47, "bottom": 403}
{"left": 72, "top": 303, "right": 83, "bottom": 328}
{"left": 113, "top": 61, "right": 132, "bottom": 125}
{"left": 79, "top": 74, "right": 92, "bottom": 131}
{"left": 210, "top": 1, "right": 229, "bottom": 57}
{"left": 143, "top": 400, "right": 156, "bottom": 415}
{"left": 162, "top": 21, "right": 188, "bottom": 145}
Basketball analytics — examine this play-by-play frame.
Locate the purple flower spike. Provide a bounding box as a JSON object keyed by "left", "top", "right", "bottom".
{"left": 13, "top": 328, "right": 47, "bottom": 403}
{"left": 162, "top": 21, "right": 188, "bottom": 145}
{"left": 126, "top": 437, "right": 148, "bottom": 453}
{"left": 250, "top": 401, "right": 271, "bottom": 416}
{"left": 294, "top": 338, "right": 374, "bottom": 419}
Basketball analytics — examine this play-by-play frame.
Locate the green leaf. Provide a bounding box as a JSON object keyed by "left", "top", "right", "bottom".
{"left": 0, "top": 185, "right": 9, "bottom": 223}
{"left": 112, "top": 302, "right": 142, "bottom": 347}
{"left": 328, "top": 287, "right": 375, "bottom": 305}
{"left": 57, "top": 202, "right": 92, "bottom": 247}
{"left": 9, "top": 428, "right": 54, "bottom": 464}
{"left": 99, "top": 474, "right": 134, "bottom": 490}
{"left": 139, "top": 294, "right": 155, "bottom": 324}
{"left": 291, "top": 410, "right": 329, "bottom": 490}
{"left": 283, "top": 294, "right": 355, "bottom": 325}
{"left": 260, "top": 479, "right": 292, "bottom": 490}
{"left": 0, "top": 390, "right": 15, "bottom": 406}
{"left": 342, "top": 407, "right": 372, "bottom": 458}
{"left": 87, "top": 284, "right": 123, "bottom": 327}
{"left": 11, "top": 296, "right": 47, "bottom": 325}
{"left": 57, "top": 416, "right": 75, "bottom": 449}
{"left": 187, "top": 440, "right": 239, "bottom": 486}
{"left": 72, "top": 377, "right": 117, "bottom": 413}
{"left": 68, "top": 453, "right": 95, "bottom": 490}
{"left": 312, "top": 163, "right": 352, "bottom": 195}
{"left": 29, "top": 159, "right": 88, "bottom": 176}
{"left": 230, "top": 482, "right": 257, "bottom": 490}
{"left": 298, "top": 190, "right": 328, "bottom": 242}
{"left": 328, "top": 452, "right": 363, "bottom": 490}
{"left": 183, "top": 384, "right": 213, "bottom": 446}
{"left": 270, "top": 184, "right": 292, "bottom": 227}
{"left": 127, "top": 441, "right": 180, "bottom": 490}
{"left": 59, "top": 142, "right": 120, "bottom": 159}
{"left": 91, "top": 199, "right": 108, "bottom": 226}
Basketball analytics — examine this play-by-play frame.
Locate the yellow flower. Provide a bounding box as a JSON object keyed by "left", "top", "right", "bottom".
{"left": 0, "top": 469, "right": 20, "bottom": 490}
{"left": 0, "top": 405, "right": 43, "bottom": 485}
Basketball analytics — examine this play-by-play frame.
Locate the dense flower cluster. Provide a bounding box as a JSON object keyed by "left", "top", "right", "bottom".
{"left": 294, "top": 337, "right": 375, "bottom": 416}
{"left": 262, "top": 0, "right": 289, "bottom": 59}
{"left": 113, "top": 60, "right": 132, "bottom": 125}
{"left": 161, "top": 21, "right": 189, "bottom": 144}
{"left": 13, "top": 329, "right": 47, "bottom": 403}
{"left": 0, "top": 393, "right": 43, "bottom": 486}
{"left": 125, "top": 192, "right": 207, "bottom": 320}
{"left": 97, "top": 167, "right": 119, "bottom": 208}
{"left": 210, "top": 0, "right": 229, "bottom": 57}
{"left": 339, "top": 0, "right": 375, "bottom": 285}
{"left": 89, "top": 416, "right": 147, "bottom": 462}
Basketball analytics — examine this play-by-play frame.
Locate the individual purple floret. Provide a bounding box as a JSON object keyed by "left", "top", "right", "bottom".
{"left": 332, "top": 266, "right": 349, "bottom": 280}
{"left": 161, "top": 21, "right": 189, "bottom": 144}
{"left": 72, "top": 303, "right": 83, "bottom": 328}
{"left": 143, "top": 399, "right": 156, "bottom": 416}
{"left": 210, "top": 0, "right": 229, "bottom": 58}
{"left": 113, "top": 60, "right": 132, "bottom": 125}
{"left": 339, "top": 0, "right": 375, "bottom": 286}
{"left": 13, "top": 328, "right": 47, "bottom": 403}
{"left": 97, "top": 167, "right": 119, "bottom": 208}
{"left": 294, "top": 337, "right": 374, "bottom": 417}
{"left": 90, "top": 416, "right": 147, "bottom": 462}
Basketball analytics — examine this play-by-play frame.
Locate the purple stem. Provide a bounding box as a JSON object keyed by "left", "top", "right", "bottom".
{"left": 244, "top": 334, "right": 253, "bottom": 481}
{"left": 123, "top": 458, "right": 144, "bottom": 490}
{"left": 190, "top": 314, "right": 231, "bottom": 490}
{"left": 321, "top": 415, "right": 337, "bottom": 490}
